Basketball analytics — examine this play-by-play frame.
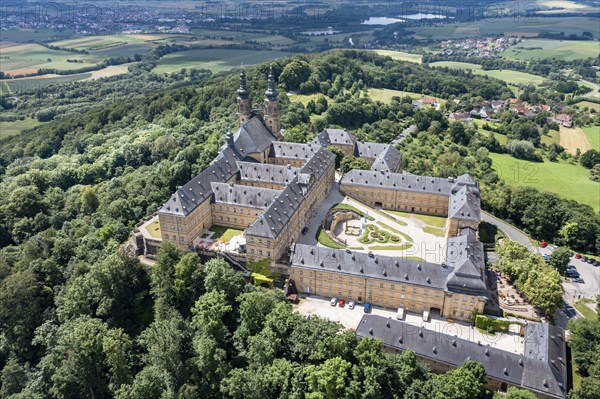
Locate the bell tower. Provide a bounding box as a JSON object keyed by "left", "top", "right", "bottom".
{"left": 236, "top": 67, "right": 251, "bottom": 126}
{"left": 264, "top": 65, "right": 281, "bottom": 139}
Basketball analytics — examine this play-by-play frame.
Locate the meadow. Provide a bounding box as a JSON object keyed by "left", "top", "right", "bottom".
{"left": 413, "top": 17, "right": 600, "bottom": 40}
{"left": 501, "top": 39, "right": 599, "bottom": 61}
{"left": 367, "top": 88, "right": 446, "bottom": 104}
{"left": 429, "top": 61, "right": 546, "bottom": 86}
{"left": 288, "top": 93, "right": 333, "bottom": 106}
{"left": 490, "top": 153, "right": 599, "bottom": 211}
{"left": 373, "top": 50, "right": 422, "bottom": 63}
{"left": 152, "top": 49, "right": 293, "bottom": 74}
{"left": 575, "top": 101, "right": 600, "bottom": 113}
{"left": 0, "top": 118, "right": 41, "bottom": 139}
{"left": 0, "top": 73, "right": 93, "bottom": 93}
{"left": 583, "top": 126, "right": 600, "bottom": 150}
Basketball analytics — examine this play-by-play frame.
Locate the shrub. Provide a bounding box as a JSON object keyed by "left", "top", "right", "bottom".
{"left": 390, "top": 235, "right": 400, "bottom": 242}
{"left": 474, "top": 315, "right": 511, "bottom": 334}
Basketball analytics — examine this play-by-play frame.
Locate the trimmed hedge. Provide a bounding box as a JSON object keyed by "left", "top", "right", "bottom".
{"left": 475, "top": 315, "right": 510, "bottom": 334}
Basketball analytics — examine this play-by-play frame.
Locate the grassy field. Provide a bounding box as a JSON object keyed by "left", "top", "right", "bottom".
{"left": 490, "top": 153, "right": 599, "bottom": 211}
{"left": 153, "top": 49, "right": 292, "bottom": 74}
{"left": 373, "top": 50, "right": 422, "bottom": 63}
{"left": 429, "top": 61, "right": 482, "bottom": 70}
{"left": 368, "top": 88, "right": 446, "bottom": 104}
{"left": 540, "top": 129, "right": 560, "bottom": 146}
{"left": 0, "top": 118, "right": 41, "bottom": 139}
{"left": 384, "top": 210, "right": 447, "bottom": 228}
{"left": 288, "top": 93, "right": 333, "bottom": 106}
{"left": 576, "top": 101, "right": 600, "bottom": 112}
{"left": 583, "top": 126, "right": 600, "bottom": 150}
{"left": 559, "top": 126, "right": 592, "bottom": 154}
{"left": 0, "top": 43, "right": 104, "bottom": 74}
{"left": 1, "top": 73, "right": 93, "bottom": 93}
{"left": 502, "top": 39, "right": 599, "bottom": 61}
{"left": 429, "top": 61, "right": 545, "bottom": 85}
{"left": 413, "top": 17, "right": 600, "bottom": 39}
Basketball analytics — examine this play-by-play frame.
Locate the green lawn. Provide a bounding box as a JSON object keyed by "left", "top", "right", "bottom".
{"left": 334, "top": 203, "right": 375, "bottom": 221}
{"left": 422, "top": 226, "right": 445, "bottom": 237}
{"left": 209, "top": 225, "right": 244, "bottom": 242}
{"left": 490, "top": 153, "right": 599, "bottom": 211}
{"left": 501, "top": 39, "right": 599, "bottom": 61}
{"left": 373, "top": 50, "right": 422, "bottom": 64}
{"left": 0, "top": 117, "right": 41, "bottom": 139}
{"left": 574, "top": 299, "right": 597, "bottom": 320}
{"left": 387, "top": 210, "right": 447, "bottom": 228}
{"left": 153, "top": 49, "right": 292, "bottom": 74}
{"left": 583, "top": 126, "right": 600, "bottom": 150}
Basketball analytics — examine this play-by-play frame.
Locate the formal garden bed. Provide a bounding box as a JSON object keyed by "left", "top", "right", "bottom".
{"left": 358, "top": 224, "right": 401, "bottom": 245}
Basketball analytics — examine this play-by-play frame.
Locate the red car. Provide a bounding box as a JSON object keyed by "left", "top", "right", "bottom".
{"left": 338, "top": 299, "right": 345, "bottom": 308}
{"left": 575, "top": 254, "right": 582, "bottom": 259}
{"left": 540, "top": 241, "right": 548, "bottom": 248}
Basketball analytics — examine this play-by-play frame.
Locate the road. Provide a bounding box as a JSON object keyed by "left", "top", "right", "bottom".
{"left": 482, "top": 211, "right": 599, "bottom": 322}
{"left": 580, "top": 79, "right": 599, "bottom": 100}
{"left": 482, "top": 211, "right": 535, "bottom": 251}
{"left": 391, "top": 124, "right": 416, "bottom": 147}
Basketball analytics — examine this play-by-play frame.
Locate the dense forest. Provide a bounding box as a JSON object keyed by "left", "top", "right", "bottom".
{"left": 0, "top": 50, "right": 598, "bottom": 398}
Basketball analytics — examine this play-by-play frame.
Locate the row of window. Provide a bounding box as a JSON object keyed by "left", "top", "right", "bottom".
{"left": 249, "top": 248, "right": 271, "bottom": 257}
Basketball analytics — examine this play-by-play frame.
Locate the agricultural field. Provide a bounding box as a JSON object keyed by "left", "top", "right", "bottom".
{"left": 152, "top": 49, "right": 293, "bottom": 74}
{"left": 535, "top": 0, "right": 600, "bottom": 14}
{"left": 0, "top": 28, "right": 76, "bottom": 43}
{"left": 583, "top": 125, "right": 600, "bottom": 150}
{"left": 413, "top": 17, "right": 600, "bottom": 40}
{"left": 0, "top": 43, "right": 103, "bottom": 75}
{"left": 501, "top": 39, "right": 599, "bottom": 61}
{"left": 559, "top": 125, "right": 593, "bottom": 154}
{"left": 373, "top": 50, "right": 422, "bottom": 63}
{"left": 0, "top": 118, "right": 42, "bottom": 139}
{"left": 490, "top": 153, "right": 599, "bottom": 211}
{"left": 0, "top": 73, "right": 93, "bottom": 93}
{"left": 367, "top": 88, "right": 446, "bottom": 104}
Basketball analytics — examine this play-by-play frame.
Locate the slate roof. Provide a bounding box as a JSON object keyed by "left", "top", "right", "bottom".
{"left": 245, "top": 178, "right": 307, "bottom": 239}
{"left": 269, "top": 141, "right": 321, "bottom": 160}
{"left": 448, "top": 185, "right": 481, "bottom": 221}
{"left": 314, "top": 128, "right": 357, "bottom": 147}
{"left": 159, "top": 147, "right": 240, "bottom": 216}
{"left": 210, "top": 182, "right": 280, "bottom": 209}
{"left": 357, "top": 316, "right": 566, "bottom": 399}
{"left": 232, "top": 115, "right": 276, "bottom": 157}
{"left": 290, "top": 244, "right": 453, "bottom": 290}
{"left": 340, "top": 170, "right": 455, "bottom": 194}
{"left": 236, "top": 161, "right": 299, "bottom": 186}
{"left": 300, "top": 146, "right": 336, "bottom": 180}
{"left": 445, "top": 228, "right": 488, "bottom": 297}
{"left": 370, "top": 145, "right": 403, "bottom": 174}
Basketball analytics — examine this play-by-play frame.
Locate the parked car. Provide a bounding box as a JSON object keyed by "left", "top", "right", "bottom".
{"left": 566, "top": 271, "right": 580, "bottom": 278}
{"left": 338, "top": 299, "right": 345, "bottom": 308}
{"left": 330, "top": 297, "right": 337, "bottom": 306}
{"left": 348, "top": 300, "right": 356, "bottom": 310}
{"left": 566, "top": 265, "right": 577, "bottom": 271}
{"left": 540, "top": 241, "right": 548, "bottom": 248}
{"left": 586, "top": 258, "right": 594, "bottom": 264}
{"left": 301, "top": 227, "right": 309, "bottom": 236}
{"left": 363, "top": 303, "right": 372, "bottom": 313}
{"left": 543, "top": 254, "right": 550, "bottom": 261}
{"left": 582, "top": 256, "right": 588, "bottom": 262}
{"left": 552, "top": 244, "right": 558, "bottom": 250}
{"left": 575, "top": 254, "right": 582, "bottom": 259}
{"left": 593, "top": 261, "right": 600, "bottom": 267}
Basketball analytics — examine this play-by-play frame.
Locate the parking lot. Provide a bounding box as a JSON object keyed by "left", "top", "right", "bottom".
{"left": 294, "top": 296, "right": 525, "bottom": 355}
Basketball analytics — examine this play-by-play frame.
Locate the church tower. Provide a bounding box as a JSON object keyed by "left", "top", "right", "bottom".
{"left": 236, "top": 68, "right": 251, "bottom": 126}
{"left": 263, "top": 65, "right": 281, "bottom": 139}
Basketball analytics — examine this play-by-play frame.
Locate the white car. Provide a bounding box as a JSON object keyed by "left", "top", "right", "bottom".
{"left": 348, "top": 301, "right": 356, "bottom": 310}
{"left": 330, "top": 297, "right": 338, "bottom": 306}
